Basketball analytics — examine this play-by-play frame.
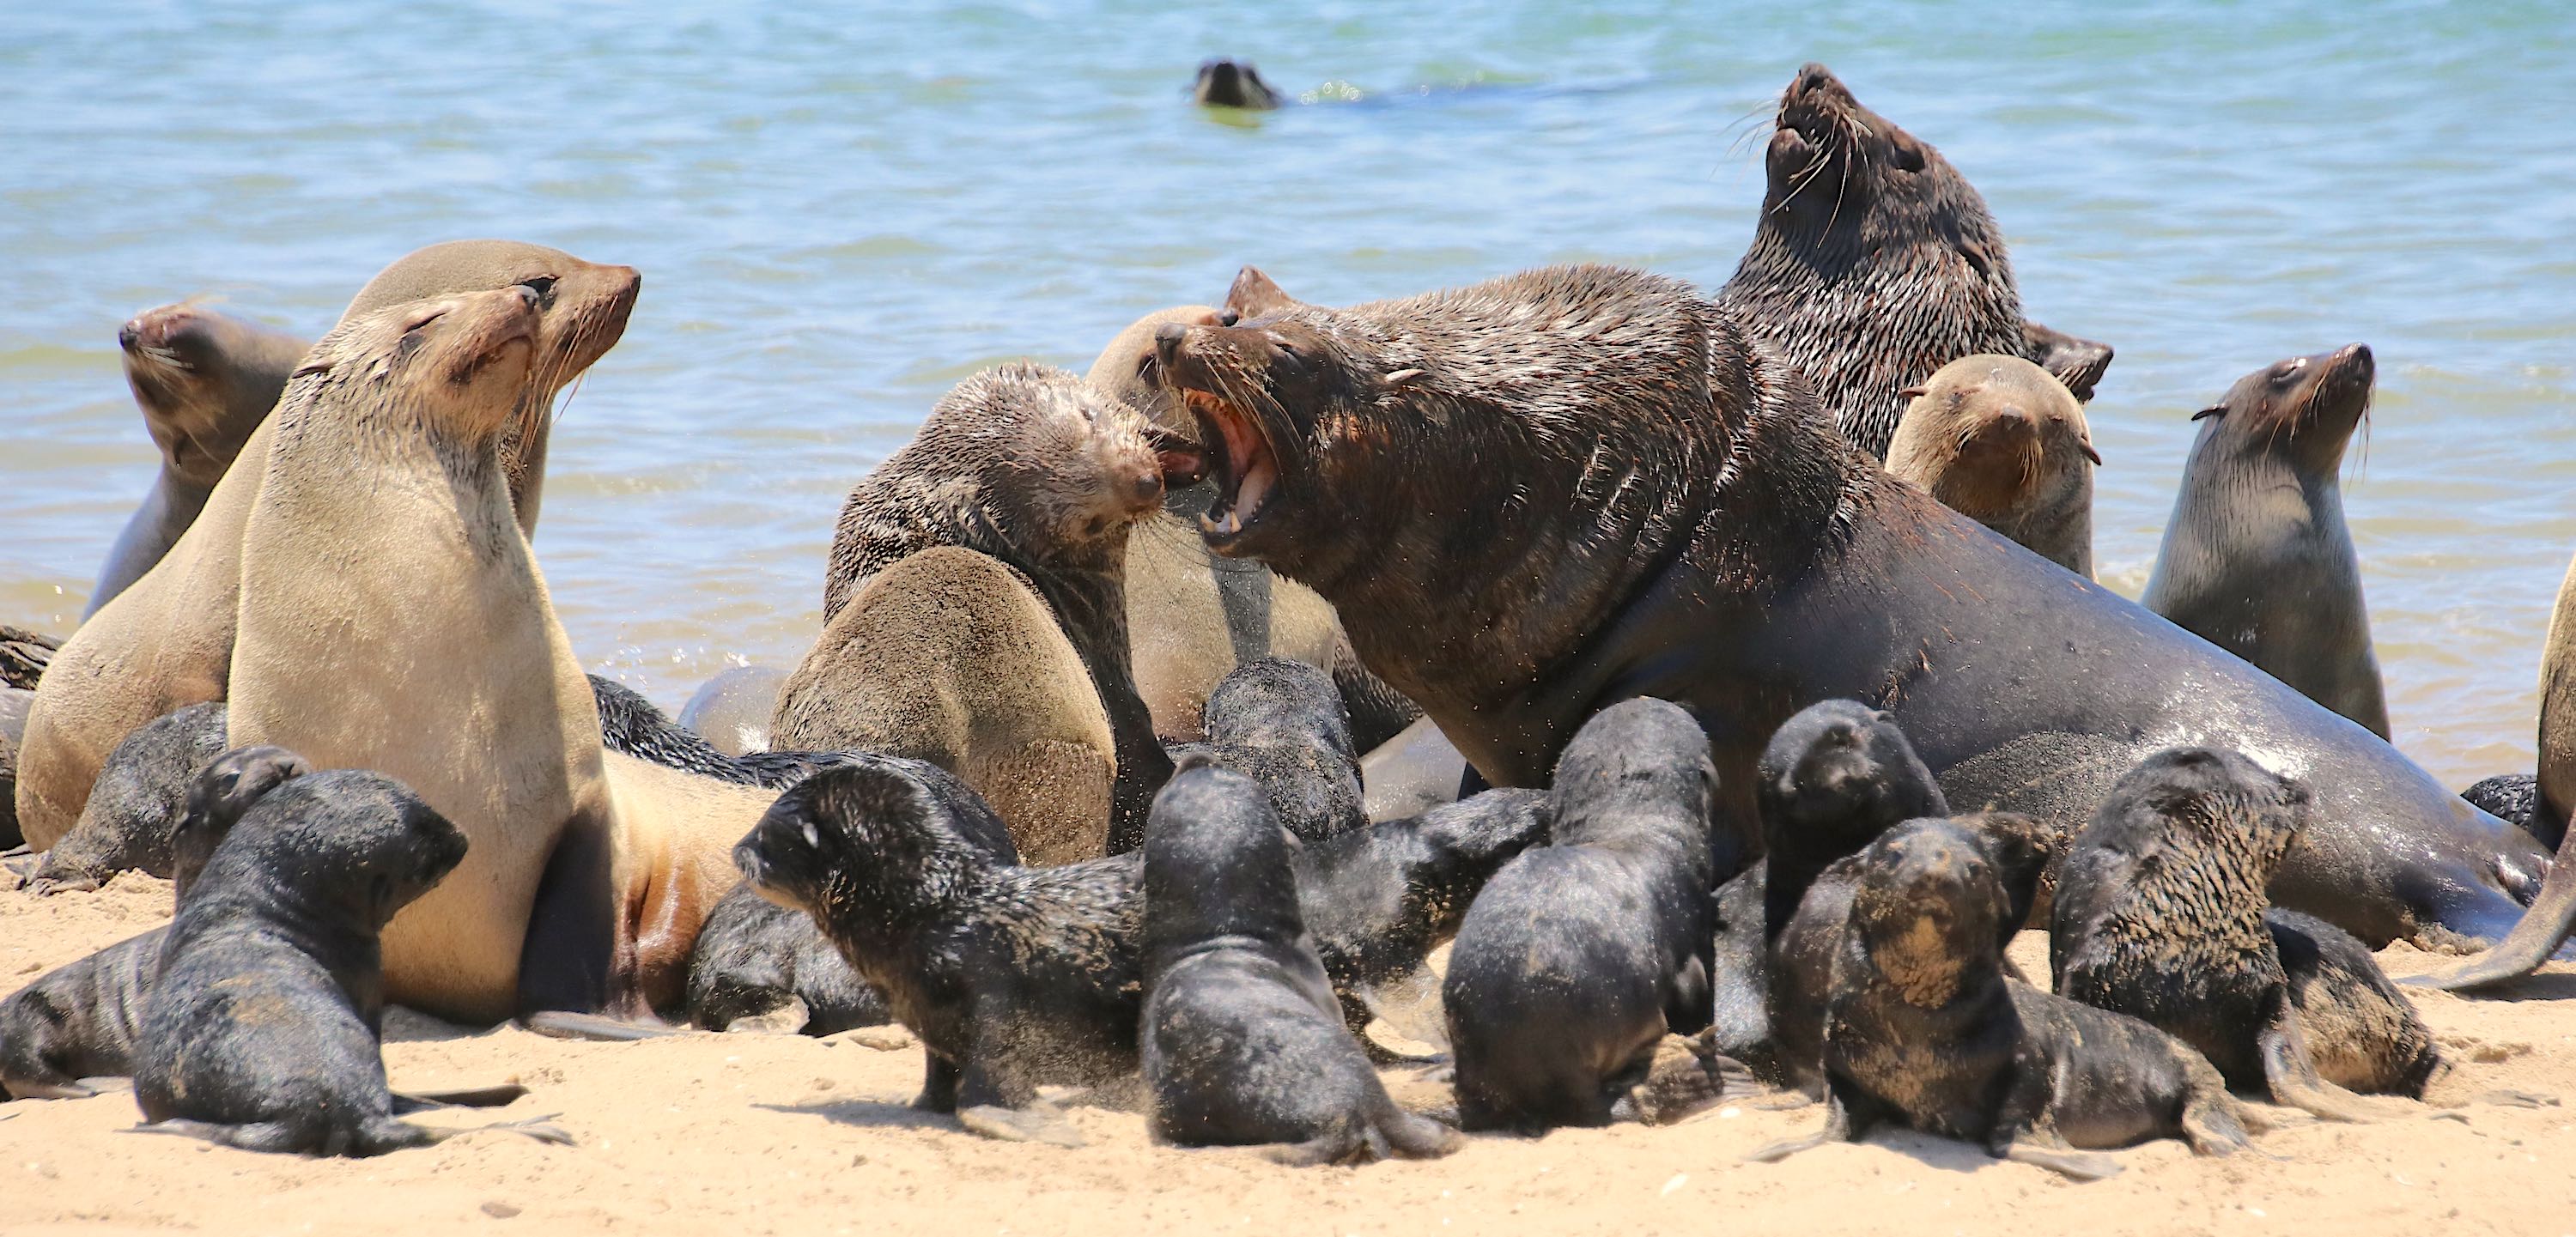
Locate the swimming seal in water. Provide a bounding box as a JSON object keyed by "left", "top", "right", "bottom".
{"left": 1167, "top": 658, "right": 1364, "bottom": 842}
{"left": 1193, "top": 58, "right": 1283, "bottom": 110}
{"left": 1750, "top": 816, "right": 2259, "bottom": 1181}
{"left": 1139, "top": 759, "right": 1459, "bottom": 1163}
{"left": 91, "top": 302, "right": 309, "bottom": 615}
{"left": 1151, "top": 259, "right": 2543, "bottom": 960}
{"left": 1886, "top": 355, "right": 2099, "bottom": 577}
{"left": 1717, "top": 63, "right": 2112, "bottom": 458}
{"left": 23, "top": 701, "right": 227, "bottom": 894}
{"left": 2143, "top": 345, "right": 2390, "bottom": 737}
{"left": 1442, "top": 698, "right": 1716, "bottom": 1131}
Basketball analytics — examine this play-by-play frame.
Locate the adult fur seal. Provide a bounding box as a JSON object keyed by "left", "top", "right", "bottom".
{"left": 802, "top": 361, "right": 1192, "bottom": 856}
{"left": 15, "top": 240, "right": 637, "bottom": 849}
{"left": 678, "top": 665, "right": 790, "bottom": 757}
{"left": 1750, "top": 817, "right": 2258, "bottom": 1181}
{"left": 3, "top": 686, "right": 31, "bottom": 849}
{"left": 1169, "top": 658, "right": 1364, "bottom": 842}
{"left": 1443, "top": 699, "right": 1715, "bottom": 1131}
{"left": 1886, "top": 355, "right": 2099, "bottom": 577}
{"left": 2051, "top": 746, "right": 2397, "bottom": 1119}
{"left": 1151, "top": 261, "right": 2543, "bottom": 956}
{"left": 1139, "top": 760, "right": 1458, "bottom": 1163}
{"left": 23, "top": 701, "right": 227, "bottom": 893}
{"left": 1717, "top": 63, "right": 2112, "bottom": 458}
{"left": 0, "top": 745, "right": 307, "bottom": 1099}
{"left": 2143, "top": 345, "right": 2390, "bottom": 737}
{"left": 93, "top": 303, "right": 309, "bottom": 615}
{"left": 1193, "top": 58, "right": 1283, "bottom": 110}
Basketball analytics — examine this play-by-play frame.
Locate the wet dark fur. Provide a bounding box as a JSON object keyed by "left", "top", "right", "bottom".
{"left": 2461, "top": 773, "right": 2552, "bottom": 848}
{"left": 586, "top": 675, "right": 854, "bottom": 790}
{"left": 1756, "top": 818, "right": 2252, "bottom": 1179}
{"left": 1139, "top": 761, "right": 1458, "bottom": 1163}
{"left": 25, "top": 701, "right": 227, "bottom": 892}
{"left": 1717, "top": 63, "right": 2111, "bottom": 458}
{"left": 2268, "top": 908, "right": 2441, "bottom": 1096}
{"left": 1192, "top": 58, "right": 1283, "bottom": 110}
{"left": 734, "top": 758, "right": 1143, "bottom": 1111}
{"left": 1442, "top": 699, "right": 1716, "bottom": 1131}
{"left": 1166, "top": 658, "right": 1364, "bottom": 843}
{"left": 1756, "top": 700, "right": 1947, "bottom": 941}
{"left": 685, "top": 883, "right": 890, "bottom": 1035}
{"left": 132, "top": 764, "right": 472, "bottom": 1155}
{"left": 0, "top": 624, "right": 53, "bottom": 693}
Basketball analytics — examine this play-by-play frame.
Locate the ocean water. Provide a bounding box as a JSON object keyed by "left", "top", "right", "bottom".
{"left": 3, "top": 1, "right": 2570, "bottom": 786}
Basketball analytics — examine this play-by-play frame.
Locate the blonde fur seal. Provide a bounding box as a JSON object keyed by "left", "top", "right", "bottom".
{"left": 222, "top": 287, "right": 765, "bottom": 1022}
{"left": 14, "top": 240, "right": 636, "bottom": 850}
{"left": 1886, "top": 354, "right": 2099, "bottom": 577}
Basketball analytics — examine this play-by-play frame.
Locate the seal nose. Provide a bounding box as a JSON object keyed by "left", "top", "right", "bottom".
{"left": 1132, "top": 468, "right": 1164, "bottom": 506}
{"left": 1794, "top": 62, "right": 1838, "bottom": 96}
{"left": 2336, "top": 343, "right": 2373, "bottom": 379}
{"left": 1153, "top": 322, "right": 1189, "bottom": 371}
{"left": 117, "top": 319, "right": 143, "bottom": 351}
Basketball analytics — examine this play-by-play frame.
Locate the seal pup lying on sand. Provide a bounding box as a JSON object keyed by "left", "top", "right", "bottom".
{"left": 1152, "top": 260, "right": 2544, "bottom": 956}
{"left": 2144, "top": 345, "right": 2390, "bottom": 738}
{"left": 93, "top": 303, "right": 309, "bottom": 615}
{"left": 1167, "top": 658, "right": 1364, "bottom": 842}
{"left": 1717, "top": 63, "right": 2112, "bottom": 458}
{"left": 22, "top": 701, "right": 226, "bottom": 894}
{"left": 1886, "top": 355, "right": 2099, "bottom": 577}
{"left": 1750, "top": 817, "right": 2259, "bottom": 1181}
{"left": 685, "top": 882, "right": 888, "bottom": 1035}
{"left": 1139, "top": 761, "right": 1459, "bottom": 1164}
{"left": 1443, "top": 699, "right": 1716, "bottom": 1131}
{"left": 15, "top": 240, "right": 638, "bottom": 850}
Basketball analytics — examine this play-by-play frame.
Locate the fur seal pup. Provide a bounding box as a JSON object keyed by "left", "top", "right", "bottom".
{"left": 1193, "top": 58, "right": 1284, "bottom": 110}
{"left": 1886, "top": 355, "right": 2099, "bottom": 577}
{"left": 0, "top": 746, "right": 307, "bottom": 1099}
{"left": 1152, "top": 260, "right": 2543, "bottom": 957}
{"left": 23, "top": 701, "right": 226, "bottom": 893}
{"left": 586, "top": 675, "right": 851, "bottom": 791}
{"left": 801, "top": 361, "right": 1194, "bottom": 856}
{"left": 2051, "top": 747, "right": 2397, "bottom": 1119}
{"left": 685, "top": 882, "right": 888, "bottom": 1035}
{"left": 1717, "top": 63, "right": 2112, "bottom": 458}
{"left": 2142, "top": 345, "right": 2390, "bottom": 738}
{"left": 2460, "top": 774, "right": 2545, "bottom": 846}
{"left": 91, "top": 303, "right": 309, "bottom": 615}
{"left": 0, "top": 624, "right": 52, "bottom": 692}
{"left": 15, "top": 240, "right": 637, "bottom": 850}
{"left": 1139, "top": 760, "right": 1459, "bottom": 1163}
{"left": 2269, "top": 908, "right": 2441, "bottom": 1096}
{"left": 735, "top": 758, "right": 1144, "bottom": 1119}
{"left": 1750, "top": 817, "right": 2258, "bottom": 1181}
{"left": 1168, "top": 658, "right": 1364, "bottom": 842}
{"left": 677, "top": 665, "right": 790, "bottom": 757}
{"left": 1442, "top": 699, "right": 1716, "bottom": 1131}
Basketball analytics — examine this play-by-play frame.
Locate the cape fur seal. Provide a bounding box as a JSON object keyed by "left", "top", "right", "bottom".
{"left": 1151, "top": 259, "right": 2543, "bottom": 958}
{"left": 1750, "top": 817, "right": 2258, "bottom": 1181}
{"left": 1193, "top": 58, "right": 1283, "bottom": 110}
{"left": 1716, "top": 63, "right": 2111, "bottom": 458}
{"left": 1886, "top": 354, "right": 2099, "bottom": 577}
{"left": 1139, "top": 760, "right": 1458, "bottom": 1164}
{"left": 15, "top": 240, "right": 638, "bottom": 851}
{"left": 93, "top": 303, "right": 309, "bottom": 615}
{"left": 2143, "top": 345, "right": 2390, "bottom": 737}
{"left": 23, "top": 700, "right": 226, "bottom": 893}
{"left": 1167, "top": 658, "right": 1364, "bottom": 842}
{"left": 685, "top": 882, "right": 888, "bottom": 1035}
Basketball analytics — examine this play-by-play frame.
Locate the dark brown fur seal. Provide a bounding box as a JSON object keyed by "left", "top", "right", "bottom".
{"left": 1167, "top": 658, "right": 1364, "bottom": 843}
{"left": 685, "top": 882, "right": 889, "bottom": 1036}
{"left": 1139, "top": 760, "right": 1458, "bottom": 1163}
{"left": 23, "top": 701, "right": 226, "bottom": 894}
{"left": 0, "top": 624, "right": 52, "bottom": 693}
{"left": 1151, "top": 258, "right": 2543, "bottom": 959}
{"left": 92, "top": 303, "right": 309, "bottom": 615}
{"left": 1886, "top": 354, "right": 2099, "bottom": 577}
{"left": 2143, "top": 345, "right": 2390, "bottom": 737}
{"left": 1193, "top": 59, "right": 1283, "bottom": 110}
{"left": 1751, "top": 816, "right": 2257, "bottom": 1181}
{"left": 1717, "top": 63, "right": 2111, "bottom": 458}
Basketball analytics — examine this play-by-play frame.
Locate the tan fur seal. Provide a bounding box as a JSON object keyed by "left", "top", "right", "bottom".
{"left": 222, "top": 287, "right": 769, "bottom": 1022}
{"left": 93, "top": 303, "right": 310, "bottom": 615}
{"left": 1886, "top": 354, "right": 2099, "bottom": 577}
{"left": 15, "top": 240, "right": 637, "bottom": 850}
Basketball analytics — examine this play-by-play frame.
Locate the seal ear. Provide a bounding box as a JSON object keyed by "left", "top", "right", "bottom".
{"left": 2024, "top": 322, "right": 2114, "bottom": 403}
{"left": 1224, "top": 266, "right": 1304, "bottom": 319}
{"left": 1898, "top": 385, "right": 1928, "bottom": 400}
{"left": 2190, "top": 404, "right": 2227, "bottom": 421}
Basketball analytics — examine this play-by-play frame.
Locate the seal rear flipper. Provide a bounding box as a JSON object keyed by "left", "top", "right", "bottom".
{"left": 390, "top": 1083, "right": 530, "bottom": 1112}
{"left": 130, "top": 1119, "right": 314, "bottom": 1154}
{"left": 1994, "top": 1134, "right": 2123, "bottom": 1182}
{"left": 2257, "top": 1002, "right": 2408, "bottom": 1122}
{"left": 516, "top": 812, "right": 625, "bottom": 1019}
{"left": 957, "top": 1102, "right": 1085, "bottom": 1148}
{"left": 2022, "top": 322, "right": 2113, "bottom": 403}
{"left": 2412, "top": 831, "right": 2576, "bottom": 990}
{"left": 522, "top": 1010, "right": 683, "bottom": 1042}
{"left": 1375, "top": 1106, "right": 1464, "bottom": 1160}
{"left": 1744, "top": 1088, "right": 1872, "bottom": 1164}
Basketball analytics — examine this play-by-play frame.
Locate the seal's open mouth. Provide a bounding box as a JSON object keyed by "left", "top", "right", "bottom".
{"left": 1182, "top": 387, "right": 1278, "bottom": 544}
{"left": 1142, "top": 424, "right": 1208, "bottom": 491}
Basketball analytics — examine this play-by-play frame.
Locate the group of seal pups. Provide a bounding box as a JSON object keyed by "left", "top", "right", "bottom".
{"left": 3, "top": 60, "right": 2576, "bottom": 1175}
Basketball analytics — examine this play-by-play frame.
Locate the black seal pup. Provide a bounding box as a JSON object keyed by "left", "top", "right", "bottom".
{"left": 1717, "top": 63, "right": 2111, "bottom": 457}
{"left": 0, "top": 746, "right": 307, "bottom": 1099}
{"left": 2051, "top": 746, "right": 2398, "bottom": 1119}
{"left": 1139, "top": 760, "right": 1459, "bottom": 1163}
{"left": 1442, "top": 698, "right": 1716, "bottom": 1131}
{"left": 732, "top": 756, "right": 1143, "bottom": 1131}
{"left": 1886, "top": 355, "right": 2100, "bottom": 577}
{"left": 1168, "top": 658, "right": 1364, "bottom": 842}
{"left": 2268, "top": 908, "right": 2441, "bottom": 1096}
{"left": 685, "top": 882, "right": 889, "bottom": 1035}
{"left": 1151, "top": 260, "right": 2543, "bottom": 960}
{"left": 586, "top": 675, "right": 852, "bottom": 791}
{"left": 1751, "top": 817, "right": 2258, "bottom": 1181}
{"left": 23, "top": 701, "right": 227, "bottom": 893}
{"left": 2143, "top": 345, "right": 2390, "bottom": 738}
{"left": 1193, "top": 58, "right": 1283, "bottom": 110}
{"left": 131, "top": 764, "right": 558, "bottom": 1154}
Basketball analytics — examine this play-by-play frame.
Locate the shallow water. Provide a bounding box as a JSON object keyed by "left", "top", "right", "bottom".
{"left": 3, "top": 2, "right": 2570, "bottom": 787}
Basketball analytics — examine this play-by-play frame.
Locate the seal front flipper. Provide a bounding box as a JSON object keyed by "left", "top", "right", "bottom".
{"left": 2412, "top": 830, "right": 2576, "bottom": 991}
{"left": 1745, "top": 1088, "right": 1874, "bottom": 1164}
{"left": 957, "top": 1102, "right": 1085, "bottom": 1148}
{"left": 1994, "top": 1131, "right": 2124, "bottom": 1182}
{"left": 913, "top": 1054, "right": 961, "bottom": 1113}
{"left": 390, "top": 1083, "right": 530, "bottom": 1112}
{"left": 515, "top": 810, "right": 624, "bottom": 1018}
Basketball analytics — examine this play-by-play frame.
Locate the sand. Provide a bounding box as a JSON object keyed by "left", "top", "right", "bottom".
{"left": 3, "top": 872, "right": 2573, "bottom": 1237}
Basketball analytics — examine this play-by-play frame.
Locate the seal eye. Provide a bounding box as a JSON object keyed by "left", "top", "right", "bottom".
{"left": 518, "top": 276, "right": 558, "bottom": 308}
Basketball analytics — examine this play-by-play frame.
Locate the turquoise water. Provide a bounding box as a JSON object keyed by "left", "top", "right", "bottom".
{"left": 3, "top": 2, "right": 2571, "bottom": 785}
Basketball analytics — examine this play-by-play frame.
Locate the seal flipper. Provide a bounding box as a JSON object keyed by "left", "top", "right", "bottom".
{"left": 914, "top": 1054, "right": 961, "bottom": 1113}
{"left": 2257, "top": 996, "right": 2405, "bottom": 1122}
{"left": 390, "top": 1083, "right": 530, "bottom": 1112}
{"left": 2414, "top": 828, "right": 2576, "bottom": 990}
{"left": 957, "top": 1102, "right": 1085, "bottom": 1148}
{"left": 516, "top": 810, "right": 625, "bottom": 1019}
{"left": 1995, "top": 1132, "right": 2124, "bottom": 1182}
{"left": 1745, "top": 1085, "right": 1876, "bottom": 1164}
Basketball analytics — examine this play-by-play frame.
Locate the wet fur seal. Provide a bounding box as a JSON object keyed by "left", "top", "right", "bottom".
{"left": 2143, "top": 345, "right": 2390, "bottom": 738}
{"left": 1750, "top": 817, "right": 2258, "bottom": 1181}
{"left": 0, "top": 746, "right": 307, "bottom": 1099}
{"left": 586, "top": 675, "right": 849, "bottom": 791}
{"left": 1718, "top": 63, "right": 2113, "bottom": 458}
{"left": 677, "top": 665, "right": 790, "bottom": 757}
{"left": 1151, "top": 259, "right": 2543, "bottom": 957}
{"left": 1886, "top": 354, "right": 2099, "bottom": 577}
{"left": 803, "top": 361, "right": 1191, "bottom": 856}
{"left": 1193, "top": 58, "right": 1283, "bottom": 110}
{"left": 1139, "top": 760, "right": 1459, "bottom": 1163}
{"left": 2, "top": 687, "right": 30, "bottom": 849}
{"left": 2050, "top": 746, "right": 2399, "bottom": 1119}
{"left": 2268, "top": 908, "right": 2441, "bottom": 1095}
{"left": 1167, "top": 658, "right": 1364, "bottom": 842}
{"left": 15, "top": 240, "right": 638, "bottom": 850}
{"left": 685, "top": 882, "right": 888, "bottom": 1035}
{"left": 1442, "top": 699, "right": 1716, "bottom": 1131}
{"left": 23, "top": 701, "right": 227, "bottom": 893}
{"left": 91, "top": 303, "right": 309, "bottom": 615}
